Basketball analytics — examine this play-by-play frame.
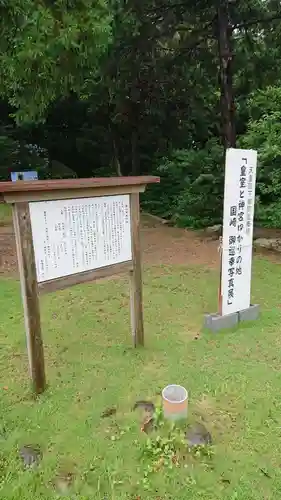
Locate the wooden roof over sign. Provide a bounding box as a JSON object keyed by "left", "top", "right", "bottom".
{"left": 0, "top": 176, "right": 160, "bottom": 194}
{"left": 0, "top": 176, "right": 160, "bottom": 203}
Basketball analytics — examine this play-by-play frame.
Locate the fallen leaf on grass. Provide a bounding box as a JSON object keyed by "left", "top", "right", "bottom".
{"left": 260, "top": 467, "right": 271, "bottom": 478}
{"left": 221, "top": 477, "right": 231, "bottom": 484}
{"left": 134, "top": 400, "right": 155, "bottom": 432}
{"left": 133, "top": 401, "right": 155, "bottom": 413}
{"left": 141, "top": 416, "right": 154, "bottom": 434}
{"left": 0, "top": 425, "right": 7, "bottom": 440}
{"left": 172, "top": 454, "right": 180, "bottom": 466}
{"left": 101, "top": 407, "right": 117, "bottom": 418}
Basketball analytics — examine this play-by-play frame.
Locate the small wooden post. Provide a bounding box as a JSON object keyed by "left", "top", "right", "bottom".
{"left": 13, "top": 203, "right": 46, "bottom": 394}
{"left": 129, "top": 193, "right": 144, "bottom": 347}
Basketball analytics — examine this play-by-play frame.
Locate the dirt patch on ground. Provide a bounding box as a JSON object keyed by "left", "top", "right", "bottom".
{"left": 1, "top": 213, "right": 280, "bottom": 277}
{"left": 0, "top": 214, "right": 220, "bottom": 277}
{"left": 0, "top": 223, "right": 17, "bottom": 276}
{"left": 141, "top": 214, "right": 219, "bottom": 268}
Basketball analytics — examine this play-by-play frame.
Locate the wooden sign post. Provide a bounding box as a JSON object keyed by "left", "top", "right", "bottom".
{"left": 0, "top": 176, "right": 159, "bottom": 394}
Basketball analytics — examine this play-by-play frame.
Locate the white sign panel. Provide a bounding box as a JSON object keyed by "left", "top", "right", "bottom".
{"left": 221, "top": 148, "right": 257, "bottom": 316}
{"left": 29, "top": 195, "right": 132, "bottom": 282}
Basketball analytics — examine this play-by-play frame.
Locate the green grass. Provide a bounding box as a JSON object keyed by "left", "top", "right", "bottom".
{"left": 0, "top": 203, "right": 12, "bottom": 225}
{"left": 1, "top": 260, "right": 281, "bottom": 499}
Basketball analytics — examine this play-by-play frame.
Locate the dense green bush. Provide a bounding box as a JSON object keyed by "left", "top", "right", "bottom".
{"left": 142, "top": 139, "right": 224, "bottom": 228}
{"left": 143, "top": 86, "right": 281, "bottom": 229}
{"left": 255, "top": 201, "right": 281, "bottom": 228}
{"left": 240, "top": 86, "right": 281, "bottom": 228}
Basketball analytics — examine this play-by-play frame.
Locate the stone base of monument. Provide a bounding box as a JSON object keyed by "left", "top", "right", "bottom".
{"left": 204, "top": 304, "right": 260, "bottom": 332}
{"left": 203, "top": 312, "right": 239, "bottom": 332}
{"left": 238, "top": 304, "right": 260, "bottom": 322}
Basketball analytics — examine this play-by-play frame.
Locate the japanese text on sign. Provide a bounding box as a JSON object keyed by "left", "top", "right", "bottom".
{"left": 221, "top": 149, "right": 257, "bottom": 315}
{"left": 29, "top": 195, "right": 132, "bottom": 282}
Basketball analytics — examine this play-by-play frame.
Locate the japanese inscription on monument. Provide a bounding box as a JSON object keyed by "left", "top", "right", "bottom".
{"left": 221, "top": 149, "right": 257, "bottom": 316}
{"left": 29, "top": 194, "right": 132, "bottom": 282}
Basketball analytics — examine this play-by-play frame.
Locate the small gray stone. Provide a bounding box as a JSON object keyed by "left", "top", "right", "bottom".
{"left": 204, "top": 312, "right": 238, "bottom": 332}
{"left": 186, "top": 423, "right": 212, "bottom": 447}
{"left": 238, "top": 304, "right": 260, "bottom": 322}
{"left": 205, "top": 225, "right": 222, "bottom": 238}
{"left": 254, "top": 238, "right": 281, "bottom": 253}
{"left": 19, "top": 445, "right": 42, "bottom": 468}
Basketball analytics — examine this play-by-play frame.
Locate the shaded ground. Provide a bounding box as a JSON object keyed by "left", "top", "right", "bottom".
{"left": 1, "top": 211, "right": 281, "bottom": 276}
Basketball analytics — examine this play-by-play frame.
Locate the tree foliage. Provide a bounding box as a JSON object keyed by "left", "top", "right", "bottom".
{"left": 240, "top": 86, "right": 281, "bottom": 226}
{"left": 1, "top": 0, "right": 281, "bottom": 227}
{"left": 0, "top": 0, "right": 112, "bottom": 123}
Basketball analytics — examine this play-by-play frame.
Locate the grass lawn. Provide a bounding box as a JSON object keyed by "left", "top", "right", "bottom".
{"left": 1, "top": 258, "right": 281, "bottom": 499}
{"left": 0, "top": 203, "right": 12, "bottom": 225}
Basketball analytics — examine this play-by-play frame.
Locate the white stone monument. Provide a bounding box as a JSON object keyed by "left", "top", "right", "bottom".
{"left": 204, "top": 148, "right": 259, "bottom": 332}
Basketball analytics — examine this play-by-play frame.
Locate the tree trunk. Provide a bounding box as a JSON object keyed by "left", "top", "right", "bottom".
{"left": 131, "top": 127, "right": 140, "bottom": 176}
{"left": 217, "top": 0, "right": 236, "bottom": 149}
{"left": 112, "top": 136, "right": 122, "bottom": 176}
{"left": 109, "top": 123, "right": 122, "bottom": 176}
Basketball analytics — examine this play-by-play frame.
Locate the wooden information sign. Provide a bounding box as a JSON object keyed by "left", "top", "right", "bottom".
{"left": 0, "top": 176, "right": 160, "bottom": 394}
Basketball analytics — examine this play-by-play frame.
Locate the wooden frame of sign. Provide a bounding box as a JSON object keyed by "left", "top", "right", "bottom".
{"left": 0, "top": 176, "right": 160, "bottom": 394}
